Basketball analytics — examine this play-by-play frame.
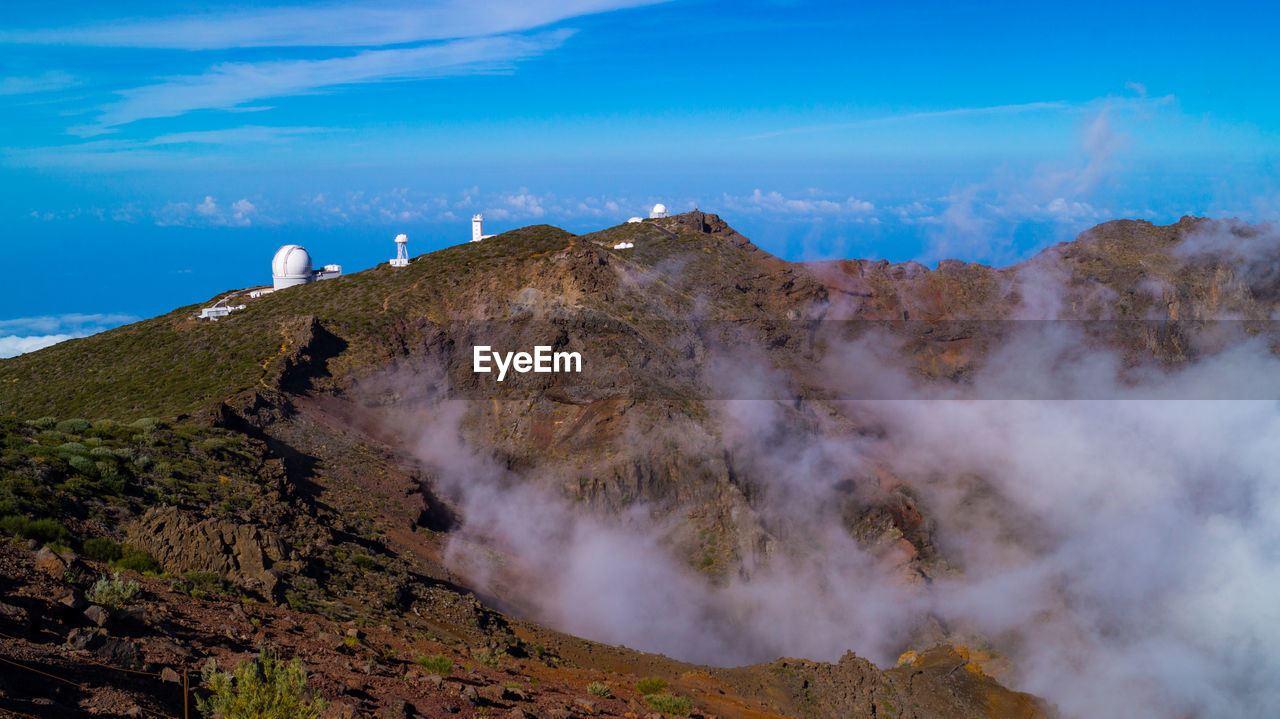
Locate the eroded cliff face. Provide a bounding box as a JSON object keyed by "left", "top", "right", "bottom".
{"left": 4, "top": 212, "right": 1275, "bottom": 718}
{"left": 126, "top": 506, "right": 288, "bottom": 599}
{"left": 255, "top": 213, "right": 1275, "bottom": 604}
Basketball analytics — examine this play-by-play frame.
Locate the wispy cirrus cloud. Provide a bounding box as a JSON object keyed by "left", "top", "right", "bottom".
{"left": 0, "top": 0, "right": 665, "bottom": 49}
{"left": 140, "top": 126, "right": 331, "bottom": 146}
{"left": 0, "top": 70, "right": 79, "bottom": 96}
{"left": 72, "top": 31, "right": 572, "bottom": 135}
{"left": 3, "top": 126, "right": 331, "bottom": 170}
{"left": 744, "top": 100, "right": 1073, "bottom": 141}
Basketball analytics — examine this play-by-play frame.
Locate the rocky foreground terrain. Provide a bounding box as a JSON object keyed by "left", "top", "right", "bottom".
{"left": 1, "top": 211, "right": 1275, "bottom": 718}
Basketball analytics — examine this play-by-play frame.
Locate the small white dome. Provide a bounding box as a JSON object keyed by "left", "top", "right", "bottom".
{"left": 395, "top": 233, "right": 408, "bottom": 244}
{"left": 649, "top": 203, "right": 668, "bottom": 219}
{"left": 627, "top": 217, "right": 643, "bottom": 224}
{"left": 272, "top": 245, "right": 313, "bottom": 289}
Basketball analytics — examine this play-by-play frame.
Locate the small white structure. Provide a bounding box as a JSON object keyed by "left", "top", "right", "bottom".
{"left": 390, "top": 233, "right": 410, "bottom": 267}
{"left": 649, "top": 203, "right": 668, "bottom": 219}
{"left": 626, "top": 217, "right": 643, "bottom": 224}
{"left": 271, "top": 245, "right": 342, "bottom": 290}
{"left": 472, "top": 214, "right": 497, "bottom": 243}
{"left": 612, "top": 241, "right": 634, "bottom": 250}
{"left": 197, "top": 300, "right": 246, "bottom": 321}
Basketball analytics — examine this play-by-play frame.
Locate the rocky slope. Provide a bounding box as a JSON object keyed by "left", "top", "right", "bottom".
{"left": 1, "top": 211, "right": 1275, "bottom": 718}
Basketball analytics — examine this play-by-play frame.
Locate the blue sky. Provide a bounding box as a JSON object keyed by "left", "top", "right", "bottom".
{"left": 2, "top": 0, "right": 1278, "bottom": 355}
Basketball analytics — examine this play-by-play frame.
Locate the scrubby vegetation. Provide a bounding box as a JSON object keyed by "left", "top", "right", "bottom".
{"left": 642, "top": 692, "right": 693, "bottom": 716}
{"left": 414, "top": 654, "right": 453, "bottom": 675}
{"left": 587, "top": 681, "right": 612, "bottom": 697}
{"left": 172, "top": 570, "right": 239, "bottom": 599}
{"left": 87, "top": 572, "right": 141, "bottom": 610}
{"left": 635, "top": 677, "right": 668, "bottom": 694}
{"left": 0, "top": 515, "right": 69, "bottom": 546}
{"left": 115, "top": 549, "right": 162, "bottom": 574}
{"left": 198, "top": 649, "right": 327, "bottom": 719}
{"left": 0, "top": 416, "right": 275, "bottom": 553}
{"left": 82, "top": 536, "right": 125, "bottom": 562}
{"left": 473, "top": 647, "right": 506, "bottom": 669}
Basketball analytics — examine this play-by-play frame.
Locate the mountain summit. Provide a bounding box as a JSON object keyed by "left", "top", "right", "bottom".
{"left": 1, "top": 212, "right": 1276, "bottom": 718}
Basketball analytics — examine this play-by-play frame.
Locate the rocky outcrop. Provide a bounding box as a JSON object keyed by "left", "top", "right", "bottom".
{"left": 125, "top": 506, "right": 286, "bottom": 599}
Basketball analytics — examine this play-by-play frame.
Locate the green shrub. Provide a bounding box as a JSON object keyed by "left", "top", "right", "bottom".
{"left": 56, "top": 442, "right": 89, "bottom": 455}
{"left": 176, "top": 570, "right": 228, "bottom": 598}
{"left": 0, "top": 515, "right": 70, "bottom": 545}
{"left": 83, "top": 537, "right": 125, "bottom": 562}
{"left": 198, "top": 437, "right": 229, "bottom": 453}
{"left": 87, "top": 572, "right": 141, "bottom": 610}
{"left": 184, "top": 570, "right": 223, "bottom": 586}
{"left": 642, "top": 693, "right": 692, "bottom": 716}
{"left": 55, "top": 419, "right": 91, "bottom": 434}
{"left": 115, "top": 549, "right": 161, "bottom": 574}
{"left": 30, "top": 417, "right": 58, "bottom": 429}
{"left": 67, "top": 455, "right": 99, "bottom": 477}
{"left": 351, "top": 554, "right": 379, "bottom": 571}
{"left": 473, "top": 648, "right": 505, "bottom": 668}
{"left": 587, "top": 682, "right": 612, "bottom": 698}
{"left": 284, "top": 590, "right": 312, "bottom": 613}
{"left": 198, "top": 649, "right": 327, "bottom": 719}
{"left": 414, "top": 654, "right": 453, "bottom": 675}
{"left": 635, "top": 677, "right": 668, "bottom": 695}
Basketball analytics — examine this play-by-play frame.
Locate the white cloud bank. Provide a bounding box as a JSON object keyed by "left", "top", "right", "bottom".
{"left": 0, "top": 313, "right": 137, "bottom": 358}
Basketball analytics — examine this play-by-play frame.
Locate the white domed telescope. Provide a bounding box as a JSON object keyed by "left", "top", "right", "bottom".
{"left": 390, "top": 233, "right": 410, "bottom": 267}
{"left": 270, "top": 244, "right": 341, "bottom": 290}
{"left": 272, "top": 245, "right": 313, "bottom": 289}
{"left": 649, "top": 203, "right": 668, "bottom": 219}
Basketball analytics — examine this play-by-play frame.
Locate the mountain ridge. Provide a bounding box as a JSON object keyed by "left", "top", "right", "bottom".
{"left": 2, "top": 211, "right": 1277, "bottom": 718}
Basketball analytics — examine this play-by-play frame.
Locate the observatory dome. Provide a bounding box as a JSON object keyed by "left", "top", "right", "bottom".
{"left": 627, "top": 217, "right": 643, "bottom": 224}
{"left": 649, "top": 203, "right": 668, "bottom": 218}
{"left": 272, "top": 245, "right": 314, "bottom": 290}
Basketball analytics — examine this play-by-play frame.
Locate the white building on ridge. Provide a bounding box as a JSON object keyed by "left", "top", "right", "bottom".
{"left": 390, "top": 233, "right": 410, "bottom": 267}
{"left": 649, "top": 203, "right": 668, "bottom": 219}
{"left": 472, "top": 214, "right": 497, "bottom": 243}
{"left": 197, "top": 298, "right": 247, "bottom": 321}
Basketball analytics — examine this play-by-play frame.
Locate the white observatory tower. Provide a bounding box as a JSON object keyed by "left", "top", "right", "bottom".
{"left": 649, "top": 203, "right": 669, "bottom": 219}
{"left": 472, "top": 214, "right": 496, "bottom": 243}
{"left": 272, "top": 245, "right": 313, "bottom": 290}
{"left": 390, "top": 233, "right": 409, "bottom": 267}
